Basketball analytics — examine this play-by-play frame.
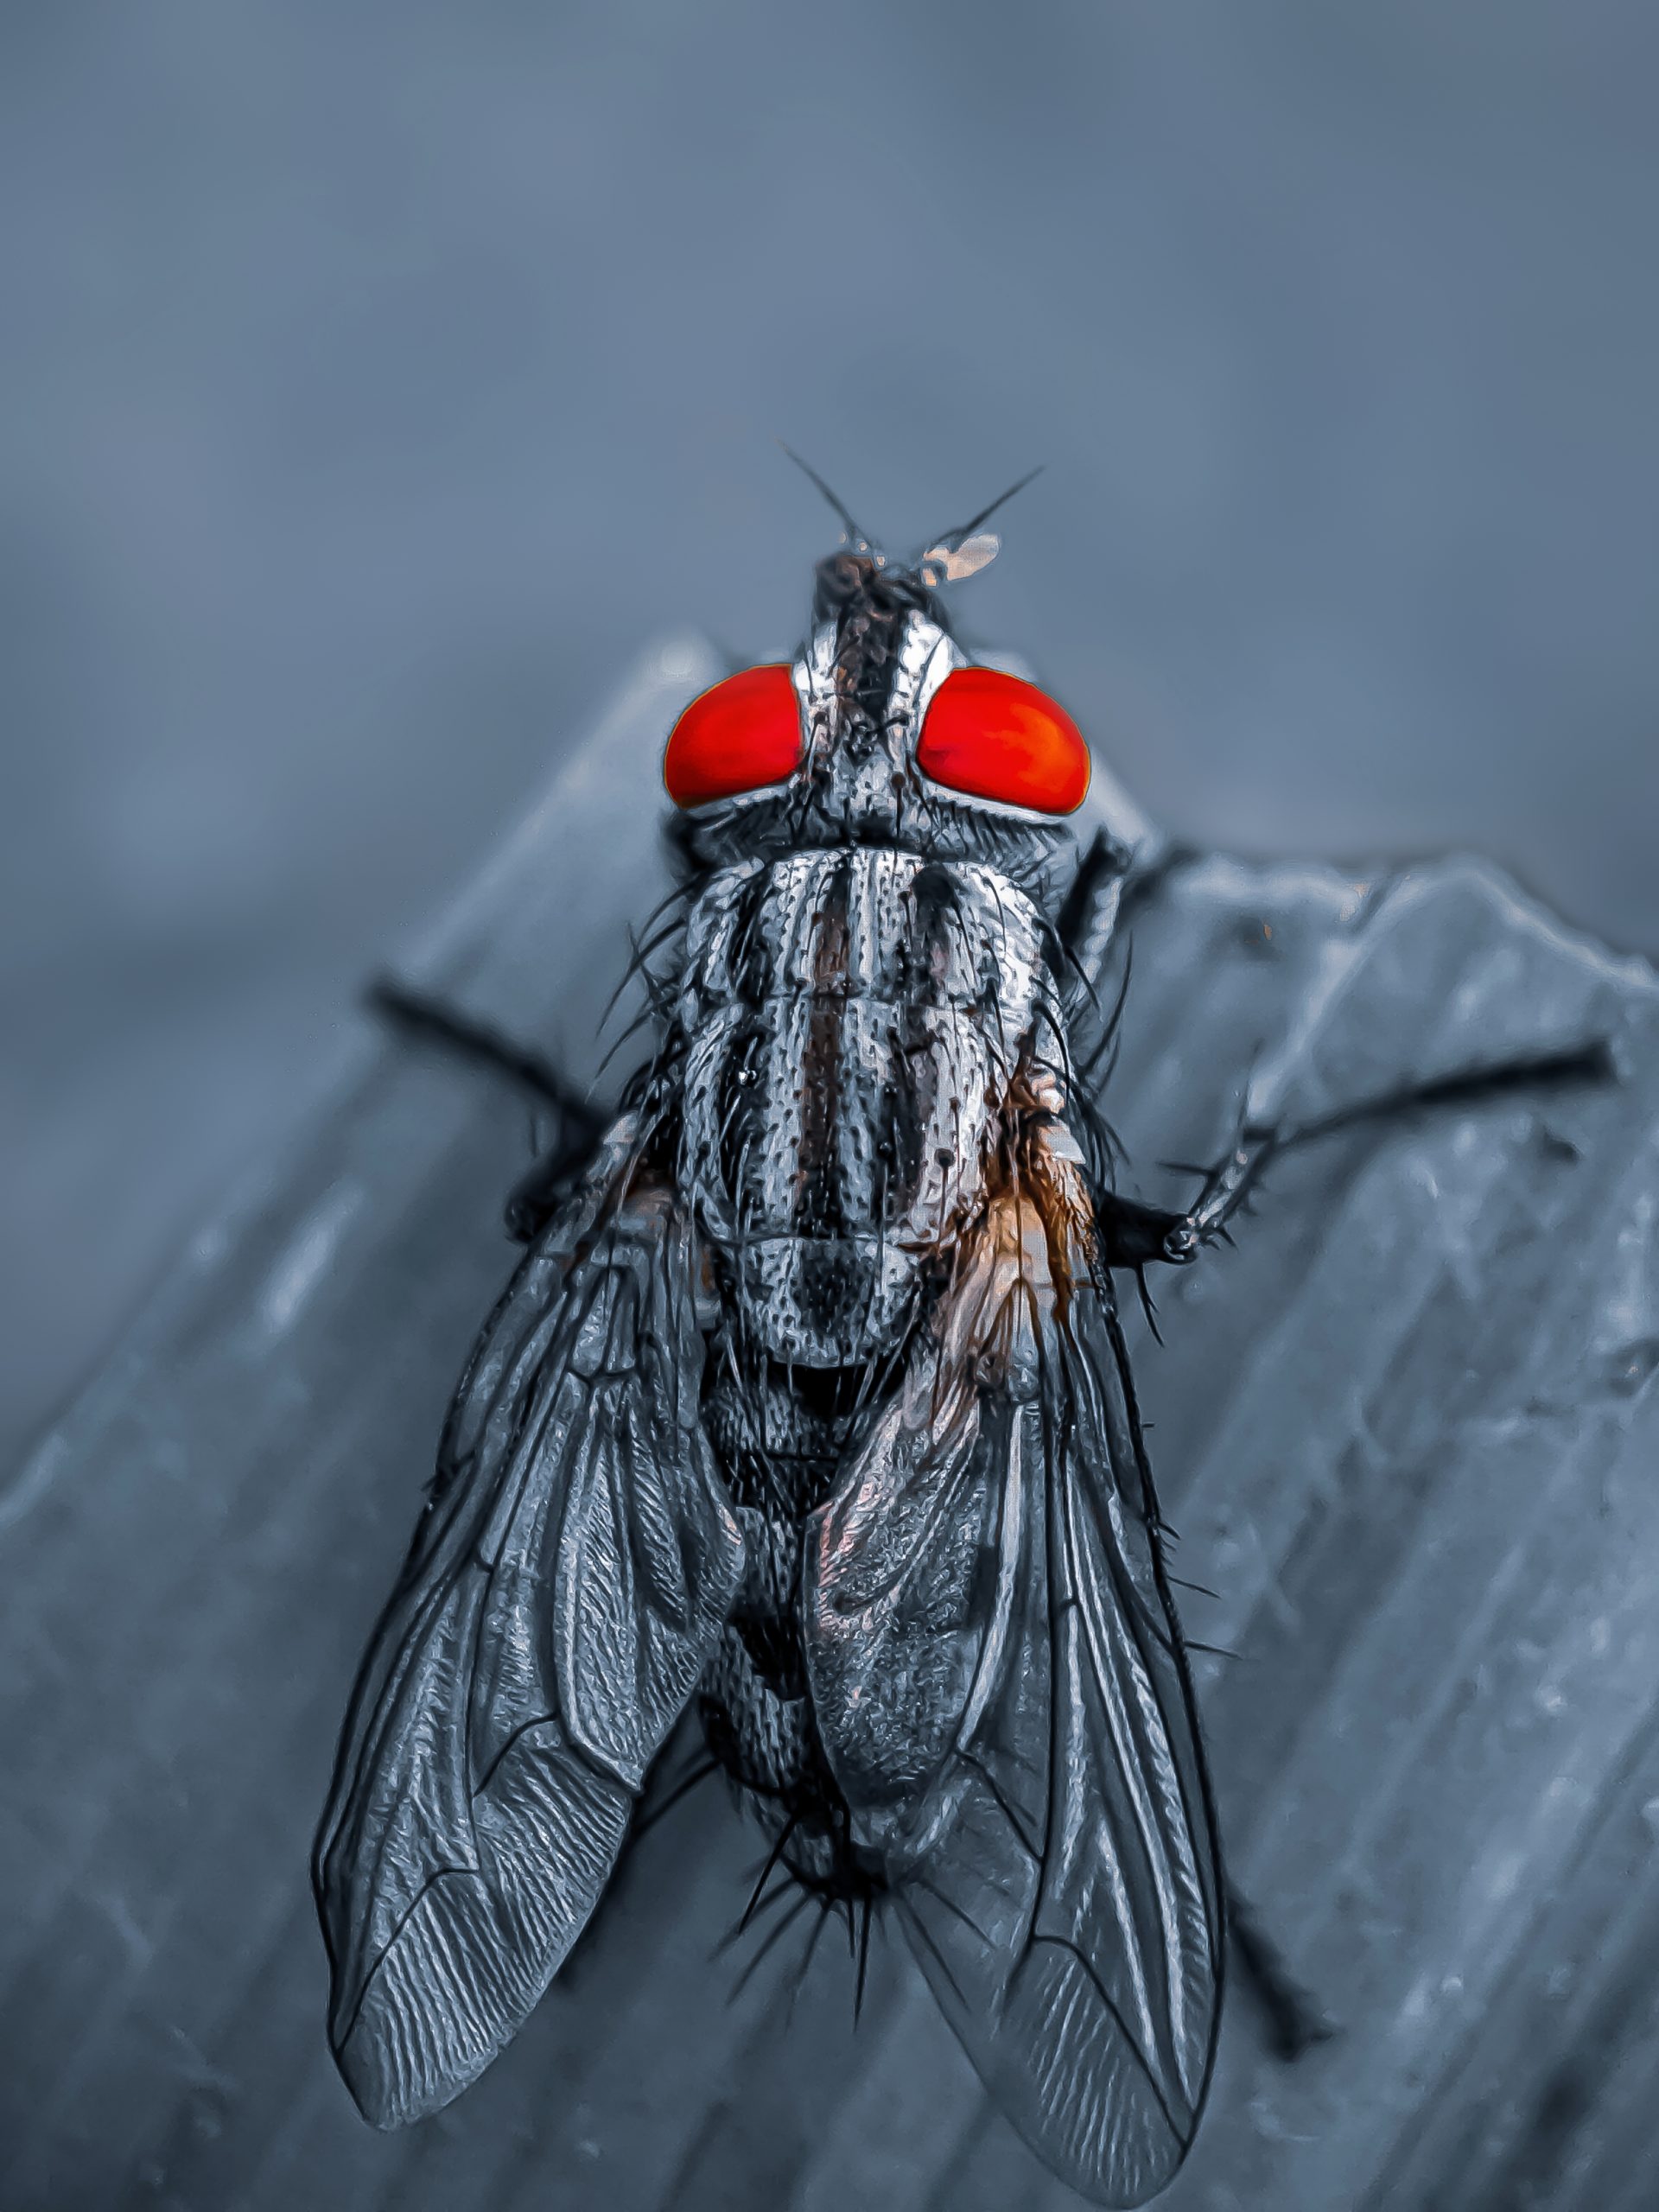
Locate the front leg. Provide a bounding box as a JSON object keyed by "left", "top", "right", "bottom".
{"left": 367, "top": 972, "right": 608, "bottom": 1241}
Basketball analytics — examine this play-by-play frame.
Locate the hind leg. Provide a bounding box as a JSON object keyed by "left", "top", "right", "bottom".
{"left": 1226, "top": 1880, "right": 1338, "bottom": 2061}
{"left": 1100, "top": 1039, "right": 1615, "bottom": 2066}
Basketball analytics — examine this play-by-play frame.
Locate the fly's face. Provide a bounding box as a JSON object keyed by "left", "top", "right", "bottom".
{"left": 794, "top": 591, "right": 958, "bottom": 842}
{"left": 663, "top": 554, "right": 1090, "bottom": 881}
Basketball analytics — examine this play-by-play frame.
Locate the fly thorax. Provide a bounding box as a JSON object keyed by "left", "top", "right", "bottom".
{"left": 676, "top": 846, "right": 1060, "bottom": 1365}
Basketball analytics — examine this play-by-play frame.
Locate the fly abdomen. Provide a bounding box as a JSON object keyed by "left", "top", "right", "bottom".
{"left": 697, "top": 1356, "right": 889, "bottom": 1905}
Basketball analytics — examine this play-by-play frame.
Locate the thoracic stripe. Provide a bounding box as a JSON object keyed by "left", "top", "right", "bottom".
{"left": 677, "top": 848, "right": 1054, "bottom": 1365}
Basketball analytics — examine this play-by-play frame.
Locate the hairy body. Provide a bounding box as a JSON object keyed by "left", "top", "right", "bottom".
{"left": 315, "top": 538, "right": 1334, "bottom": 2205}
{"left": 674, "top": 563, "right": 1077, "bottom": 1901}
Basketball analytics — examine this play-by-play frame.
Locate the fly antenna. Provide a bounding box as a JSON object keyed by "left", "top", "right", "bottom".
{"left": 943, "top": 463, "right": 1046, "bottom": 545}
{"left": 918, "top": 464, "right": 1044, "bottom": 585}
{"left": 778, "top": 441, "right": 874, "bottom": 551}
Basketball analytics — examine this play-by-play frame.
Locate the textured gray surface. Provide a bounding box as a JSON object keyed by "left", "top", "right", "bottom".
{"left": 2, "top": 641, "right": 1656, "bottom": 2209}
{"left": 8, "top": 0, "right": 1659, "bottom": 1485}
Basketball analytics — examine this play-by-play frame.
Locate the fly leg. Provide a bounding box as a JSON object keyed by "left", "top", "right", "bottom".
{"left": 1099, "top": 1039, "right": 1617, "bottom": 2063}
{"left": 1055, "top": 826, "right": 1135, "bottom": 977}
{"left": 1099, "top": 1187, "right": 1348, "bottom": 2060}
{"left": 1226, "top": 1880, "right": 1338, "bottom": 2061}
{"left": 1100, "top": 1034, "right": 1618, "bottom": 1279}
{"left": 367, "top": 973, "right": 606, "bottom": 1240}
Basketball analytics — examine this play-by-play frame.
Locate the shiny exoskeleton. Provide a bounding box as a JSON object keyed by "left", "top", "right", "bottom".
{"left": 677, "top": 556, "right": 1074, "bottom": 1899}
{"left": 316, "top": 518, "right": 1615, "bottom": 2206}
{"left": 319, "top": 530, "right": 1241, "bottom": 2209}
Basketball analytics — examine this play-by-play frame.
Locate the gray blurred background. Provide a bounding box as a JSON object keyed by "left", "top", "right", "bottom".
{"left": 3, "top": 0, "right": 1657, "bottom": 1474}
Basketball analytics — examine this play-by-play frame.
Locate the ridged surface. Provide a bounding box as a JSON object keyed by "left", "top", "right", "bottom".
{"left": 2, "top": 637, "right": 1656, "bottom": 2209}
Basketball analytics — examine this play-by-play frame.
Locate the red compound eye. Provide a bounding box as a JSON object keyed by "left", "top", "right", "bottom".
{"left": 663, "top": 664, "right": 804, "bottom": 809}
{"left": 917, "top": 666, "right": 1090, "bottom": 815}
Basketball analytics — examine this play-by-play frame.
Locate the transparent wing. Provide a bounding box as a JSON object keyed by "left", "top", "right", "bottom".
{"left": 313, "top": 1128, "right": 741, "bottom": 2126}
{"left": 805, "top": 1166, "right": 1224, "bottom": 2209}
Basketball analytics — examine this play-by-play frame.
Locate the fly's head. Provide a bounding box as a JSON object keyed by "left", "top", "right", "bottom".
{"left": 663, "top": 506, "right": 1092, "bottom": 893}
{"left": 800, "top": 549, "right": 945, "bottom": 836}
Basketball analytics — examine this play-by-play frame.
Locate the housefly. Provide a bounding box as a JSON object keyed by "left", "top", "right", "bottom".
{"left": 313, "top": 472, "right": 1613, "bottom": 2208}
